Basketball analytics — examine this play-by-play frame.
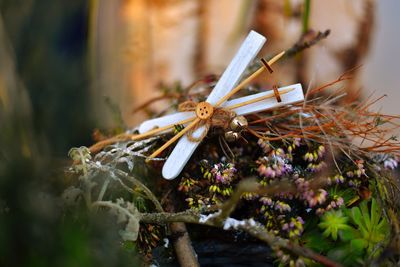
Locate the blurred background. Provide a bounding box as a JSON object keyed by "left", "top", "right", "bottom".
{"left": 0, "top": 0, "right": 399, "bottom": 266}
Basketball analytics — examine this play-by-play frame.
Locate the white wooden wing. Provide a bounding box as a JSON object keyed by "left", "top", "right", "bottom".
{"left": 139, "top": 112, "right": 193, "bottom": 134}
{"left": 138, "top": 84, "right": 304, "bottom": 134}
{"left": 227, "top": 83, "right": 304, "bottom": 115}
{"left": 162, "top": 31, "right": 266, "bottom": 179}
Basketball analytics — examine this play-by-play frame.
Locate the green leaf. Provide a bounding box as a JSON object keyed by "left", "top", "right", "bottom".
{"left": 327, "top": 244, "right": 364, "bottom": 266}
{"left": 318, "top": 210, "right": 351, "bottom": 241}
{"left": 351, "top": 238, "right": 368, "bottom": 252}
{"left": 348, "top": 199, "right": 390, "bottom": 257}
{"left": 370, "top": 198, "right": 380, "bottom": 226}
{"left": 339, "top": 227, "right": 359, "bottom": 242}
{"left": 302, "top": 229, "right": 333, "bottom": 253}
{"left": 360, "top": 201, "right": 371, "bottom": 231}
{"left": 350, "top": 207, "right": 362, "bottom": 226}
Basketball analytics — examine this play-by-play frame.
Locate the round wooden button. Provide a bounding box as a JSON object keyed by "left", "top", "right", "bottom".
{"left": 195, "top": 102, "right": 214, "bottom": 120}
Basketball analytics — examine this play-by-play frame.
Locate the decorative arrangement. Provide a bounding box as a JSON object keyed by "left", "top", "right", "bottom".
{"left": 66, "top": 30, "right": 400, "bottom": 266}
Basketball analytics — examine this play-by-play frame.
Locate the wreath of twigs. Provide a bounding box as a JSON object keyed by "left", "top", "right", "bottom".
{"left": 69, "top": 29, "right": 400, "bottom": 267}
{"left": 78, "top": 70, "right": 400, "bottom": 267}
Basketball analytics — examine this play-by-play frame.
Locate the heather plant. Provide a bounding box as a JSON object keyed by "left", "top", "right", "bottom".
{"left": 64, "top": 20, "right": 400, "bottom": 267}
{"left": 65, "top": 72, "right": 400, "bottom": 266}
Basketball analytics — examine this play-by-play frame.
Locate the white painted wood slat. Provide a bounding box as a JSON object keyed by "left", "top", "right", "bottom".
{"left": 162, "top": 31, "right": 266, "bottom": 180}
{"left": 227, "top": 83, "right": 303, "bottom": 115}
{"left": 138, "top": 84, "right": 303, "bottom": 134}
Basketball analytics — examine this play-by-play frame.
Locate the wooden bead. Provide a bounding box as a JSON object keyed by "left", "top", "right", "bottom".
{"left": 195, "top": 102, "right": 214, "bottom": 120}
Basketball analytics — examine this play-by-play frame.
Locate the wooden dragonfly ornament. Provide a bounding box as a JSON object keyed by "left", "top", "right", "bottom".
{"left": 134, "top": 31, "right": 304, "bottom": 180}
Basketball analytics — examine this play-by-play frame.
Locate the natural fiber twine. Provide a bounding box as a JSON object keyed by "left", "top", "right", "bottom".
{"left": 178, "top": 101, "right": 236, "bottom": 142}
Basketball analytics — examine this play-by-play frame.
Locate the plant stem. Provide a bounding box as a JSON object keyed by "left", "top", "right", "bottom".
{"left": 285, "top": 30, "right": 330, "bottom": 59}
{"left": 113, "top": 169, "right": 163, "bottom": 212}
{"left": 302, "top": 0, "right": 311, "bottom": 34}
{"left": 97, "top": 178, "right": 110, "bottom": 201}
{"left": 140, "top": 211, "right": 342, "bottom": 267}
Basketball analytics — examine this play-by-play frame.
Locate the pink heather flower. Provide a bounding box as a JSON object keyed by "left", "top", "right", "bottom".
{"left": 356, "top": 160, "right": 364, "bottom": 169}
{"left": 336, "top": 197, "right": 344, "bottom": 206}
{"left": 307, "top": 162, "right": 326, "bottom": 172}
{"left": 258, "top": 165, "right": 275, "bottom": 178}
{"left": 295, "top": 178, "right": 309, "bottom": 192}
{"left": 303, "top": 152, "right": 314, "bottom": 162}
{"left": 317, "top": 189, "right": 328, "bottom": 204}
{"left": 293, "top": 138, "right": 301, "bottom": 147}
{"left": 384, "top": 158, "right": 398, "bottom": 170}
{"left": 257, "top": 155, "right": 292, "bottom": 179}
{"left": 326, "top": 177, "right": 332, "bottom": 186}
{"left": 354, "top": 160, "right": 366, "bottom": 177}
{"left": 305, "top": 189, "right": 327, "bottom": 207}
{"left": 295, "top": 258, "right": 305, "bottom": 267}
{"left": 373, "top": 154, "right": 399, "bottom": 170}
{"left": 317, "top": 145, "right": 326, "bottom": 157}
{"left": 211, "top": 163, "right": 236, "bottom": 185}
{"left": 316, "top": 208, "right": 325, "bottom": 215}
{"left": 272, "top": 148, "right": 285, "bottom": 157}
{"left": 257, "top": 138, "right": 271, "bottom": 153}
{"left": 282, "top": 217, "right": 304, "bottom": 238}
{"left": 260, "top": 197, "right": 273, "bottom": 206}
{"left": 274, "top": 201, "right": 291, "bottom": 213}
{"left": 334, "top": 174, "right": 345, "bottom": 184}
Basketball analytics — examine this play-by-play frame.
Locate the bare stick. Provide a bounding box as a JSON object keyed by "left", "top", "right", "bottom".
{"left": 147, "top": 118, "right": 201, "bottom": 159}
{"left": 226, "top": 88, "right": 294, "bottom": 110}
{"left": 215, "top": 51, "right": 285, "bottom": 107}
{"left": 131, "top": 117, "right": 195, "bottom": 141}
{"left": 140, "top": 178, "right": 341, "bottom": 267}
{"left": 285, "top": 30, "right": 330, "bottom": 58}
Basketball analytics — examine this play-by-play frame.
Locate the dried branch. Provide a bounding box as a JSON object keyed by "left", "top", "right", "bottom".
{"left": 169, "top": 222, "right": 199, "bottom": 267}
{"left": 164, "top": 190, "right": 200, "bottom": 267}
{"left": 112, "top": 168, "right": 163, "bottom": 212}
{"left": 141, "top": 178, "right": 341, "bottom": 267}
{"left": 240, "top": 222, "right": 342, "bottom": 267}
{"left": 285, "top": 30, "right": 331, "bottom": 59}
{"left": 141, "top": 211, "right": 342, "bottom": 266}
{"left": 88, "top": 134, "right": 133, "bottom": 154}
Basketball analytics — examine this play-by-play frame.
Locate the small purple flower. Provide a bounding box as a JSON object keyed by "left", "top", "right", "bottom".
{"left": 307, "top": 162, "right": 326, "bottom": 172}
{"left": 305, "top": 189, "right": 327, "bottom": 207}
{"left": 384, "top": 157, "right": 398, "bottom": 170}
{"left": 257, "top": 155, "right": 293, "bottom": 179}
{"left": 334, "top": 174, "right": 345, "bottom": 184}
{"left": 210, "top": 163, "right": 236, "bottom": 185}
{"left": 257, "top": 138, "right": 271, "bottom": 153}
{"left": 303, "top": 152, "right": 314, "bottom": 162}
{"left": 260, "top": 196, "right": 273, "bottom": 206}
{"left": 315, "top": 208, "right": 325, "bottom": 215}
{"left": 293, "top": 138, "right": 301, "bottom": 147}
{"left": 274, "top": 200, "right": 291, "bottom": 213}
{"left": 282, "top": 216, "right": 304, "bottom": 238}
{"left": 317, "top": 145, "right": 326, "bottom": 158}
{"left": 336, "top": 197, "right": 344, "bottom": 206}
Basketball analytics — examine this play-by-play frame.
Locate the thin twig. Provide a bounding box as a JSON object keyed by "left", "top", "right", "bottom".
{"left": 140, "top": 178, "right": 341, "bottom": 267}
{"left": 285, "top": 30, "right": 331, "bottom": 59}
{"left": 113, "top": 168, "right": 163, "bottom": 212}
